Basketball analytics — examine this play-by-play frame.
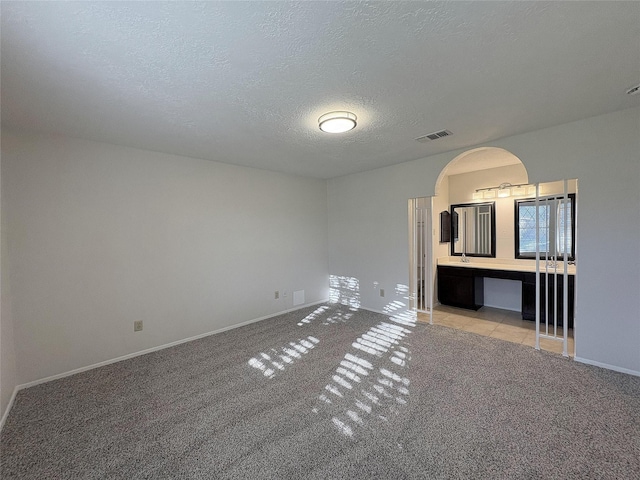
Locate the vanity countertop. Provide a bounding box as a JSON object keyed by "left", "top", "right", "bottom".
{"left": 437, "top": 257, "right": 576, "bottom": 275}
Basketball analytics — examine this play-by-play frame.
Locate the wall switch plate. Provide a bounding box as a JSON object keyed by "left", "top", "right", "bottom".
{"left": 275, "top": 290, "right": 279, "bottom": 299}
{"left": 134, "top": 320, "right": 143, "bottom": 332}
{"left": 380, "top": 288, "right": 385, "bottom": 297}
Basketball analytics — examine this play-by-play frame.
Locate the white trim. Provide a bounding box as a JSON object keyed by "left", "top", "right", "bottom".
{"left": 366, "top": 306, "right": 639, "bottom": 377}
{"left": 16, "top": 300, "right": 328, "bottom": 391}
{"left": 574, "top": 357, "right": 640, "bottom": 377}
{"left": 6, "top": 300, "right": 637, "bottom": 431}
{"left": 482, "top": 302, "right": 520, "bottom": 312}
{"left": 0, "top": 386, "right": 19, "bottom": 432}
{"left": 1, "top": 300, "right": 328, "bottom": 432}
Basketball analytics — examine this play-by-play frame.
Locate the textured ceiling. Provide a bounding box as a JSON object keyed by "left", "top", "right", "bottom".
{"left": 1, "top": 1, "right": 639, "bottom": 179}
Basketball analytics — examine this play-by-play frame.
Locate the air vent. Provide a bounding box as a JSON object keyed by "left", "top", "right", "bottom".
{"left": 415, "top": 129, "right": 453, "bottom": 143}
{"left": 626, "top": 84, "right": 640, "bottom": 96}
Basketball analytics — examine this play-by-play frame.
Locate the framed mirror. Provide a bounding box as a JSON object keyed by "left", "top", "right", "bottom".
{"left": 450, "top": 202, "right": 496, "bottom": 257}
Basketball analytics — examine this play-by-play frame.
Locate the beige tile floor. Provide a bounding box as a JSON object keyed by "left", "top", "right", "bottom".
{"left": 418, "top": 305, "right": 574, "bottom": 357}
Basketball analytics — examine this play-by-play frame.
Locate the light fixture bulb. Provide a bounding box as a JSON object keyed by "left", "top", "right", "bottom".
{"left": 498, "top": 188, "right": 511, "bottom": 198}
{"left": 483, "top": 190, "right": 496, "bottom": 199}
{"left": 318, "top": 111, "right": 357, "bottom": 133}
{"left": 511, "top": 185, "right": 526, "bottom": 196}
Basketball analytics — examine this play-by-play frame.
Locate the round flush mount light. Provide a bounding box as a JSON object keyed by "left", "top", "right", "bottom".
{"left": 318, "top": 111, "right": 357, "bottom": 133}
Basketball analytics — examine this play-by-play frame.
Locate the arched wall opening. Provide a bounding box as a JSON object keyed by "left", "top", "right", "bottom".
{"left": 434, "top": 146, "right": 528, "bottom": 197}
{"left": 433, "top": 146, "right": 528, "bottom": 262}
{"left": 414, "top": 146, "right": 577, "bottom": 357}
{"left": 411, "top": 147, "right": 528, "bottom": 318}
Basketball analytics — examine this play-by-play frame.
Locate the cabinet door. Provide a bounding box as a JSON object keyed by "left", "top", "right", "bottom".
{"left": 522, "top": 278, "right": 537, "bottom": 321}
{"left": 439, "top": 272, "right": 472, "bottom": 307}
{"left": 522, "top": 274, "right": 574, "bottom": 328}
{"left": 546, "top": 275, "right": 575, "bottom": 328}
{"left": 438, "top": 267, "right": 482, "bottom": 310}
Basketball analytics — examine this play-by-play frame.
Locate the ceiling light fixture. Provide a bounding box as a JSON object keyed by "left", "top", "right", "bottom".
{"left": 318, "top": 111, "right": 357, "bottom": 133}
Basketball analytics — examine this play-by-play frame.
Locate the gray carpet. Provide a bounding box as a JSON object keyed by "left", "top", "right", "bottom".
{"left": 1, "top": 303, "right": 639, "bottom": 479}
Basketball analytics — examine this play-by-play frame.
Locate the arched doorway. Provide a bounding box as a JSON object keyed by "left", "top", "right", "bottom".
{"left": 414, "top": 147, "right": 577, "bottom": 356}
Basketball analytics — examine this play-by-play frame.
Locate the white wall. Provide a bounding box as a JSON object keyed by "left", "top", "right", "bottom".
{"left": 328, "top": 164, "right": 427, "bottom": 315}
{"left": 2, "top": 130, "right": 329, "bottom": 385}
{"left": 328, "top": 107, "right": 640, "bottom": 374}
{"left": 1, "top": 152, "right": 18, "bottom": 422}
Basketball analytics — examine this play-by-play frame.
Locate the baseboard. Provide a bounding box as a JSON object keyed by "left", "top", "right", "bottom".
{"left": 16, "top": 300, "right": 328, "bottom": 392}
{"left": 8, "top": 302, "right": 634, "bottom": 430}
{"left": 0, "top": 386, "right": 19, "bottom": 433}
{"left": 573, "top": 357, "right": 640, "bottom": 377}
{"left": 365, "top": 308, "right": 639, "bottom": 378}
{"left": 482, "top": 303, "right": 520, "bottom": 312}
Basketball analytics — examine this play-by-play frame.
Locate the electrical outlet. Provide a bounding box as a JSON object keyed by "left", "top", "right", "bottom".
{"left": 380, "top": 288, "right": 385, "bottom": 297}
{"left": 275, "top": 290, "right": 279, "bottom": 299}
{"left": 134, "top": 320, "right": 143, "bottom": 332}
{"left": 283, "top": 290, "right": 287, "bottom": 298}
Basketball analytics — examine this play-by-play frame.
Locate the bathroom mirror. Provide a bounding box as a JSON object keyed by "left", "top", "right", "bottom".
{"left": 450, "top": 202, "right": 496, "bottom": 257}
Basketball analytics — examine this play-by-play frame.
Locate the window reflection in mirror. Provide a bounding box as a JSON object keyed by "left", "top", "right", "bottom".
{"left": 450, "top": 202, "right": 496, "bottom": 257}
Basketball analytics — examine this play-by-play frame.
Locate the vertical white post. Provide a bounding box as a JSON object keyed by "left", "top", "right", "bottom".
{"left": 409, "top": 198, "right": 433, "bottom": 317}
{"left": 408, "top": 200, "right": 416, "bottom": 312}
{"left": 429, "top": 197, "right": 434, "bottom": 325}
{"left": 572, "top": 180, "right": 579, "bottom": 356}
{"left": 414, "top": 200, "right": 418, "bottom": 312}
{"left": 418, "top": 205, "right": 423, "bottom": 311}
{"left": 535, "top": 184, "right": 540, "bottom": 350}
{"left": 421, "top": 206, "right": 426, "bottom": 311}
{"left": 553, "top": 195, "right": 558, "bottom": 339}
{"left": 562, "top": 179, "right": 569, "bottom": 357}
{"left": 544, "top": 195, "right": 550, "bottom": 337}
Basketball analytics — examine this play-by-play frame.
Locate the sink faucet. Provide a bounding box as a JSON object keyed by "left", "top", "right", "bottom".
{"left": 461, "top": 253, "right": 470, "bottom": 263}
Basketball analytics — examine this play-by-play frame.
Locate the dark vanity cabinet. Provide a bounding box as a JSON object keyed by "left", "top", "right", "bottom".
{"left": 438, "top": 266, "right": 574, "bottom": 328}
{"left": 522, "top": 273, "right": 574, "bottom": 328}
{"left": 437, "top": 266, "right": 484, "bottom": 310}
{"left": 521, "top": 276, "right": 536, "bottom": 320}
